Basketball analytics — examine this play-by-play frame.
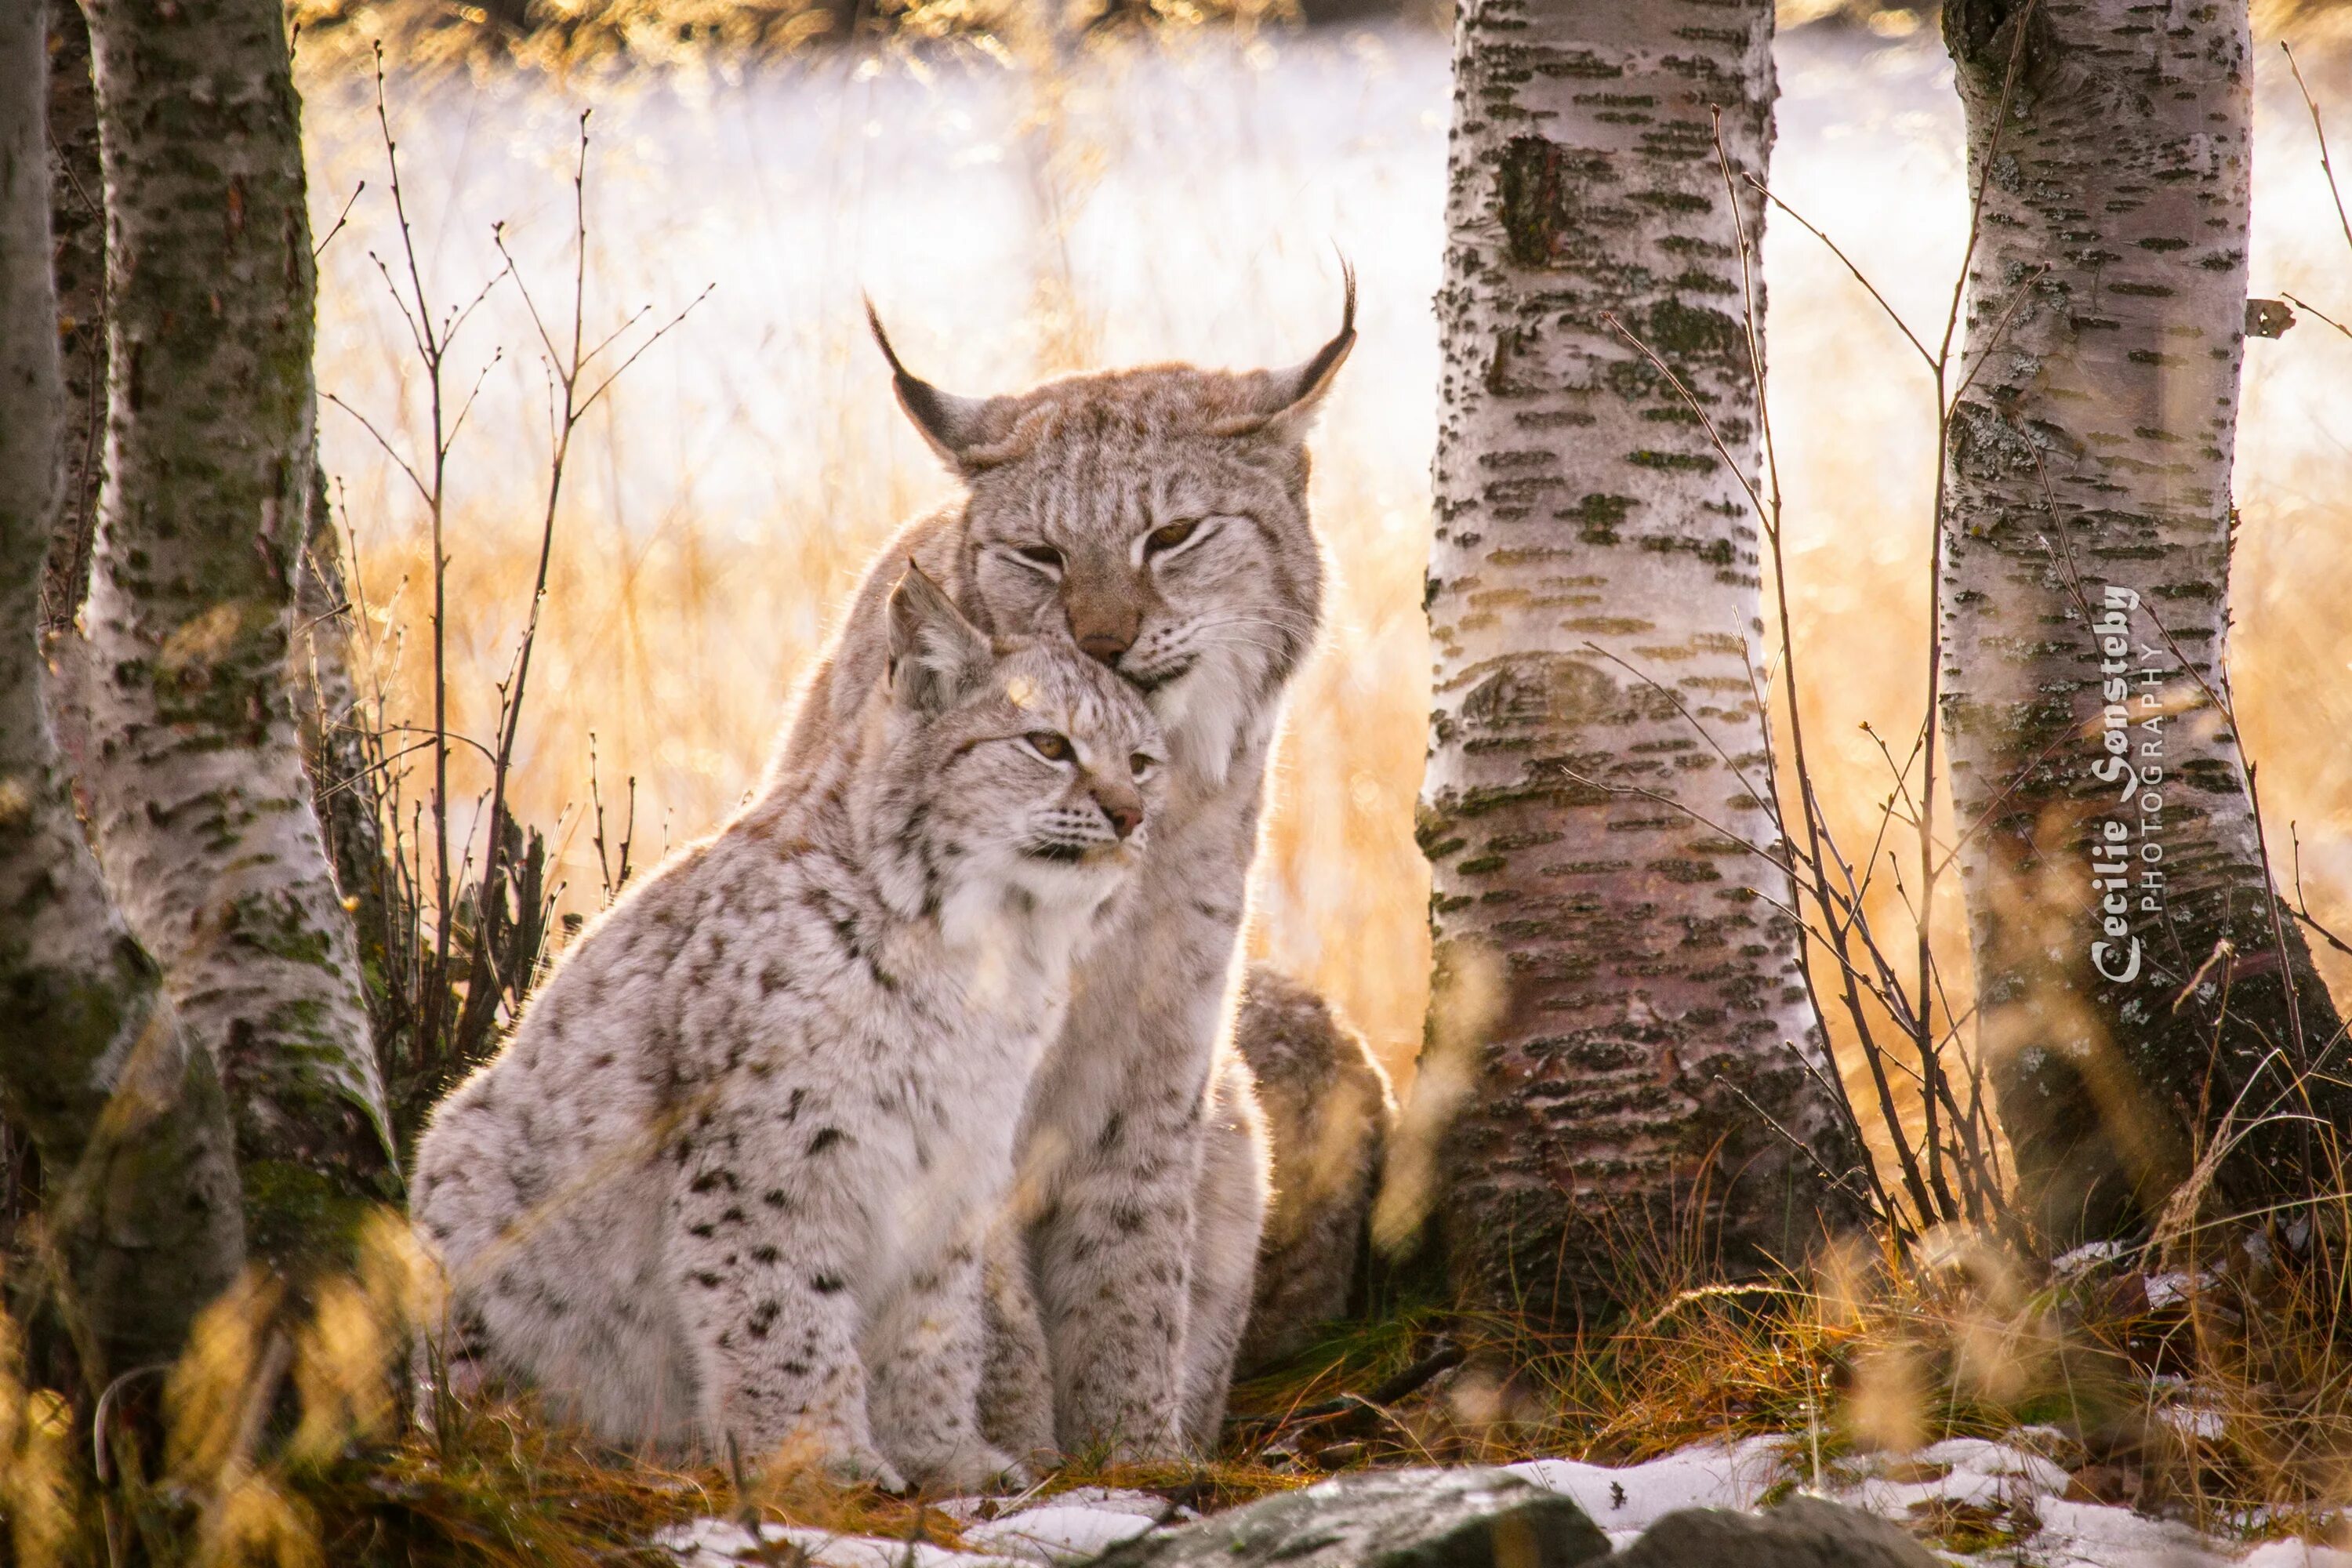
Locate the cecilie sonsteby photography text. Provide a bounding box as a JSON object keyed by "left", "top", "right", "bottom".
{"left": 2089, "top": 584, "right": 2169, "bottom": 986}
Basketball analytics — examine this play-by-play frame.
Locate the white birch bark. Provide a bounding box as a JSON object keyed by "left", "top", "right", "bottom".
{"left": 1939, "top": 0, "right": 2350, "bottom": 1243}
{"left": 1420, "top": 0, "right": 1860, "bottom": 1319}
{"left": 0, "top": 0, "right": 245, "bottom": 1374}
{"left": 76, "top": 0, "right": 397, "bottom": 1269}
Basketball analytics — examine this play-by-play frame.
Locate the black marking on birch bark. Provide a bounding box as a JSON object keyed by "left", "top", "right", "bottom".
{"left": 1937, "top": 0, "right": 2350, "bottom": 1240}
{"left": 1422, "top": 0, "right": 1862, "bottom": 1321}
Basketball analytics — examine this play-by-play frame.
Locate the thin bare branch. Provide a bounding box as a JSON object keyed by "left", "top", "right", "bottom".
{"left": 312, "top": 179, "right": 366, "bottom": 261}
{"left": 579, "top": 284, "right": 715, "bottom": 416}
{"left": 2284, "top": 42, "right": 2352, "bottom": 263}
{"left": 321, "top": 393, "right": 430, "bottom": 507}
{"left": 1745, "top": 175, "right": 1934, "bottom": 368}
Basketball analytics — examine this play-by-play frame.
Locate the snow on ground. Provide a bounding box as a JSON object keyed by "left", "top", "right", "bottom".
{"left": 954, "top": 1504, "right": 1162, "bottom": 1563}
{"left": 656, "top": 1488, "right": 1176, "bottom": 1568}
{"left": 656, "top": 1448, "right": 2352, "bottom": 1567}
{"left": 1506, "top": 1436, "right": 1792, "bottom": 1548}
{"left": 659, "top": 1513, "right": 1027, "bottom": 1568}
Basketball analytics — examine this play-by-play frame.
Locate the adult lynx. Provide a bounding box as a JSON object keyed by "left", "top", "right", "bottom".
{"left": 778, "top": 284, "right": 1353, "bottom": 1458}
{"left": 410, "top": 569, "right": 1163, "bottom": 1490}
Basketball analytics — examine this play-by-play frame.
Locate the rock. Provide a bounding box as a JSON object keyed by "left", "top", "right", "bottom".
{"left": 937, "top": 1488, "right": 1185, "bottom": 1527}
{"left": 1609, "top": 1496, "right": 1940, "bottom": 1568}
{"left": 1232, "top": 967, "right": 1397, "bottom": 1369}
{"left": 1083, "top": 1468, "right": 1609, "bottom": 1568}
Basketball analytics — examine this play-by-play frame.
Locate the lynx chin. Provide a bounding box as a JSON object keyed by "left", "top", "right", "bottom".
{"left": 777, "top": 275, "right": 1354, "bottom": 1460}
{"left": 409, "top": 567, "right": 1164, "bottom": 1491}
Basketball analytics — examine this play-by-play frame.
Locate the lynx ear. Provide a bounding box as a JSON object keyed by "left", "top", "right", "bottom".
{"left": 866, "top": 299, "right": 1004, "bottom": 475}
{"left": 887, "top": 561, "right": 993, "bottom": 717}
{"left": 1215, "top": 261, "right": 1357, "bottom": 440}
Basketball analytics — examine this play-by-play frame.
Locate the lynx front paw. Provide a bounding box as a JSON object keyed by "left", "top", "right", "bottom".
{"left": 902, "top": 1440, "right": 1033, "bottom": 1495}
{"left": 1098, "top": 1418, "right": 1186, "bottom": 1469}
{"left": 818, "top": 1442, "right": 909, "bottom": 1494}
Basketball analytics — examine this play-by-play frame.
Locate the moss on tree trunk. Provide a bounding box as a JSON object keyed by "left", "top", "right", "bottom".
{"left": 76, "top": 0, "right": 397, "bottom": 1275}
{"left": 1939, "top": 0, "right": 2351, "bottom": 1243}
{"left": 1420, "top": 0, "right": 1863, "bottom": 1323}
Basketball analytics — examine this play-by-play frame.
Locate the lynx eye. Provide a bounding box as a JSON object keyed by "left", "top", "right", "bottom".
{"left": 1024, "top": 731, "right": 1073, "bottom": 763}
{"left": 1130, "top": 752, "right": 1156, "bottom": 778}
{"left": 1012, "top": 543, "right": 1065, "bottom": 572}
{"left": 1144, "top": 520, "right": 1200, "bottom": 557}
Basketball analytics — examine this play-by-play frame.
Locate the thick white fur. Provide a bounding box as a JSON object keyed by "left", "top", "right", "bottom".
{"left": 778, "top": 324, "right": 1348, "bottom": 1459}
{"left": 410, "top": 578, "right": 1164, "bottom": 1489}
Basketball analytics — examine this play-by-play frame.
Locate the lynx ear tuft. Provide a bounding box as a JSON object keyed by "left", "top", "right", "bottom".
{"left": 1216, "top": 261, "right": 1357, "bottom": 440}
{"left": 866, "top": 299, "right": 1004, "bottom": 475}
{"left": 886, "top": 561, "right": 993, "bottom": 716}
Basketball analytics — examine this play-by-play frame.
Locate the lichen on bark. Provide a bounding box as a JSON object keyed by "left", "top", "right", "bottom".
{"left": 74, "top": 0, "right": 397, "bottom": 1272}
{"left": 1420, "top": 0, "right": 1862, "bottom": 1323}
{"left": 1938, "top": 0, "right": 2351, "bottom": 1242}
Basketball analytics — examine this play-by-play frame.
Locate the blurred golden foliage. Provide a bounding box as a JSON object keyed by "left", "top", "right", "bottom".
{"left": 0, "top": 1292, "right": 76, "bottom": 1568}
{"left": 1371, "top": 939, "right": 1498, "bottom": 1256}
{"left": 297, "top": 13, "right": 2352, "bottom": 1201}
{"left": 291, "top": 1212, "right": 441, "bottom": 1464}
{"left": 288, "top": 0, "right": 1300, "bottom": 77}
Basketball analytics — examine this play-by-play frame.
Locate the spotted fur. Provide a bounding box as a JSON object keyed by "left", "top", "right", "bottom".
{"left": 1229, "top": 966, "right": 1396, "bottom": 1370}
{"left": 779, "top": 285, "right": 1352, "bottom": 1460}
{"left": 409, "top": 570, "right": 1164, "bottom": 1490}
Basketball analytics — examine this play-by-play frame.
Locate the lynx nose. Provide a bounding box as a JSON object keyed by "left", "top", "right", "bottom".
{"left": 1064, "top": 587, "right": 1140, "bottom": 667}
{"left": 1076, "top": 631, "right": 1132, "bottom": 666}
{"left": 1094, "top": 783, "right": 1145, "bottom": 841}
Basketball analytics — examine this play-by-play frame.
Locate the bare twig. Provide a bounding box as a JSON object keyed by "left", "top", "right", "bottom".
{"left": 312, "top": 178, "right": 366, "bottom": 260}
{"left": 2284, "top": 43, "right": 2352, "bottom": 263}
{"left": 456, "top": 111, "right": 706, "bottom": 1048}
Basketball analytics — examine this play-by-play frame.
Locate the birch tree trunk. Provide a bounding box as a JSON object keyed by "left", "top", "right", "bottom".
{"left": 293, "top": 466, "right": 393, "bottom": 1058}
{"left": 0, "top": 0, "right": 245, "bottom": 1376}
{"left": 1419, "top": 0, "right": 1859, "bottom": 1321}
{"left": 38, "top": 0, "right": 103, "bottom": 633}
{"left": 1940, "top": 0, "right": 2350, "bottom": 1245}
{"left": 77, "top": 0, "right": 397, "bottom": 1271}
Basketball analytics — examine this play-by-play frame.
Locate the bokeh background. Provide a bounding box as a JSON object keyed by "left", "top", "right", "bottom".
{"left": 294, "top": 3, "right": 2352, "bottom": 1156}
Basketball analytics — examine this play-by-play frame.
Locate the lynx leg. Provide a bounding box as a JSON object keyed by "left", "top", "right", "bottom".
{"left": 1029, "top": 1078, "right": 1203, "bottom": 1462}
{"left": 868, "top": 1238, "right": 1028, "bottom": 1493}
{"left": 1178, "top": 1052, "right": 1270, "bottom": 1450}
{"left": 978, "top": 1211, "right": 1058, "bottom": 1464}
{"left": 672, "top": 1123, "right": 901, "bottom": 1488}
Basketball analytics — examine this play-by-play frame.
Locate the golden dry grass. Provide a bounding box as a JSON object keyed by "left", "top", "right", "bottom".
{"left": 299, "top": 16, "right": 2352, "bottom": 1185}
{"left": 6, "top": 1207, "right": 2349, "bottom": 1563}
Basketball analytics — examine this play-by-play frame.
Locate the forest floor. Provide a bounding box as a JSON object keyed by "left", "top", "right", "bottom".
{"left": 235, "top": 1236, "right": 2352, "bottom": 1568}
{"left": 652, "top": 1440, "right": 2350, "bottom": 1567}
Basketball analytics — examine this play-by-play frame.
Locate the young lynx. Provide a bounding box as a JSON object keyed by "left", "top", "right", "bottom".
{"left": 776, "top": 283, "right": 1353, "bottom": 1459}
{"left": 409, "top": 568, "right": 1163, "bottom": 1490}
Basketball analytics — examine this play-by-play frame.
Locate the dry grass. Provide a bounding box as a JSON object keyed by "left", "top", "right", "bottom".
{"left": 294, "top": 19, "right": 2352, "bottom": 1148}
{"left": 5, "top": 1206, "right": 2350, "bottom": 1562}
{"left": 1225, "top": 1228, "right": 2352, "bottom": 1548}
{"left": 2, "top": 1206, "right": 1319, "bottom": 1568}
